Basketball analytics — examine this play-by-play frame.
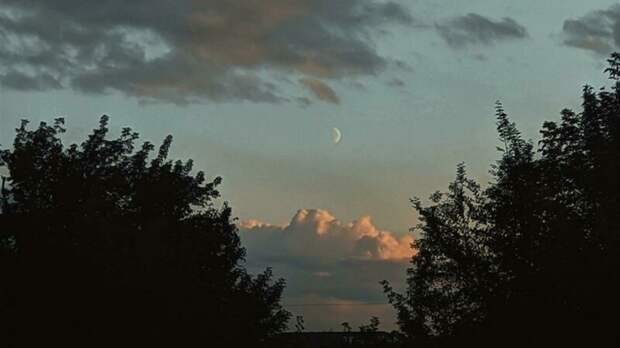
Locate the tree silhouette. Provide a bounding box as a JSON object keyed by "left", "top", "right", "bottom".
{"left": 385, "top": 54, "right": 620, "bottom": 347}
{"left": 0, "top": 116, "right": 290, "bottom": 347}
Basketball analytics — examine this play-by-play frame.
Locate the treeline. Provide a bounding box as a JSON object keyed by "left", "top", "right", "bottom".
{"left": 383, "top": 55, "right": 620, "bottom": 347}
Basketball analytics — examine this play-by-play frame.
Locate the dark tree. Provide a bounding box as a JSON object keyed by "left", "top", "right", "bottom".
{"left": 382, "top": 163, "right": 495, "bottom": 346}
{"left": 385, "top": 55, "right": 620, "bottom": 347}
{"left": 0, "top": 116, "right": 290, "bottom": 347}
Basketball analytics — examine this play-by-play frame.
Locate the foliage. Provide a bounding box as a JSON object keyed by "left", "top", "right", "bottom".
{"left": 359, "top": 316, "right": 380, "bottom": 333}
{"left": 294, "top": 316, "right": 305, "bottom": 333}
{"left": 385, "top": 55, "right": 620, "bottom": 347}
{"left": 0, "top": 116, "right": 290, "bottom": 347}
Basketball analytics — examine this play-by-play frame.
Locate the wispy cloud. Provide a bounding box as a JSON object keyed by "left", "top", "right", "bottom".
{"left": 436, "top": 13, "right": 528, "bottom": 48}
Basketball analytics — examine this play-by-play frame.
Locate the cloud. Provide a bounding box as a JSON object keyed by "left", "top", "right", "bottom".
{"left": 283, "top": 294, "right": 398, "bottom": 332}
{"left": 0, "top": 70, "right": 62, "bottom": 91}
{"left": 387, "top": 78, "right": 405, "bottom": 88}
{"left": 0, "top": 0, "right": 412, "bottom": 104}
{"left": 436, "top": 13, "right": 528, "bottom": 48}
{"left": 239, "top": 209, "right": 414, "bottom": 330}
{"left": 240, "top": 209, "right": 414, "bottom": 263}
{"left": 561, "top": 5, "right": 620, "bottom": 55}
{"left": 299, "top": 78, "right": 340, "bottom": 104}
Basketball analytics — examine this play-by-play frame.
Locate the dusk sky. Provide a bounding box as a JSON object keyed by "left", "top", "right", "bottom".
{"left": 1, "top": 0, "right": 619, "bottom": 331}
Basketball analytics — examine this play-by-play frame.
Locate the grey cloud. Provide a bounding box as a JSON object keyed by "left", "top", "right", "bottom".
{"left": 562, "top": 5, "right": 620, "bottom": 55}
{"left": 299, "top": 78, "right": 340, "bottom": 104}
{"left": 284, "top": 293, "right": 399, "bottom": 331}
{"left": 0, "top": 70, "right": 62, "bottom": 91}
{"left": 0, "top": 0, "right": 412, "bottom": 104}
{"left": 387, "top": 78, "right": 405, "bottom": 88}
{"left": 295, "top": 97, "right": 312, "bottom": 108}
{"left": 436, "top": 13, "right": 528, "bottom": 48}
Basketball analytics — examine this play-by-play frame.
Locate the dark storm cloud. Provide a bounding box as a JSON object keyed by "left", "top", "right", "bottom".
{"left": 0, "top": 0, "right": 411, "bottom": 104}
{"left": 562, "top": 5, "right": 620, "bottom": 55}
{"left": 436, "top": 13, "right": 528, "bottom": 48}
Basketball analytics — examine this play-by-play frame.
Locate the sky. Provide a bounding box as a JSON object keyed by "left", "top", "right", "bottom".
{"left": 1, "top": 0, "right": 619, "bottom": 331}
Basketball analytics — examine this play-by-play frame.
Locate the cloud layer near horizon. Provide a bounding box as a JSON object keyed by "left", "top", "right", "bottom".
{"left": 0, "top": 0, "right": 411, "bottom": 104}
{"left": 239, "top": 208, "right": 414, "bottom": 330}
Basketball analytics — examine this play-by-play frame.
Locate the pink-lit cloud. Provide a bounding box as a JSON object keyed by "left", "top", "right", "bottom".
{"left": 239, "top": 209, "right": 415, "bottom": 330}
{"left": 240, "top": 208, "right": 415, "bottom": 262}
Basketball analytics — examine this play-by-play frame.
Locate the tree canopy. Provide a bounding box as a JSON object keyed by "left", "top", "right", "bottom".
{"left": 0, "top": 116, "right": 290, "bottom": 347}
{"left": 384, "top": 54, "right": 620, "bottom": 347}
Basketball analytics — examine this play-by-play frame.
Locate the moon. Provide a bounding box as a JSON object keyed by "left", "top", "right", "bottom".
{"left": 331, "top": 127, "right": 342, "bottom": 145}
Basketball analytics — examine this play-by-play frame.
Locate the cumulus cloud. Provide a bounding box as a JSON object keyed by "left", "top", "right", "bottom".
{"left": 0, "top": 0, "right": 412, "bottom": 104}
{"left": 436, "top": 13, "right": 528, "bottom": 48}
{"left": 239, "top": 209, "right": 414, "bottom": 330}
{"left": 240, "top": 209, "right": 414, "bottom": 263}
{"left": 561, "top": 5, "right": 620, "bottom": 55}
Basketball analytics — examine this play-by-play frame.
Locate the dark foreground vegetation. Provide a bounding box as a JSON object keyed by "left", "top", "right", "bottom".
{"left": 383, "top": 55, "right": 620, "bottom": 347}
{"left": 1, "top": 54, "right": 618, "bottom": 347}
{"left": 0, "top": 116, "right": 289, "bottom": 347}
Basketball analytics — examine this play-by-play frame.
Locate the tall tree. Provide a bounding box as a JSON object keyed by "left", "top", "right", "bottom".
{"left": 383, "top": 163, "right": 496, "bottom": 345}
{"left": 385, "top": 54, "right": 620, "bottom": 347}
{"left": 0, "top": 116, "right": 290, "bottom": 347}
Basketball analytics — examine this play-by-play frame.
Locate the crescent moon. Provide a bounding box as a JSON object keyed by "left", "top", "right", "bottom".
{"left": 331, "top": 127, "right": 342, "bottom": 145}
